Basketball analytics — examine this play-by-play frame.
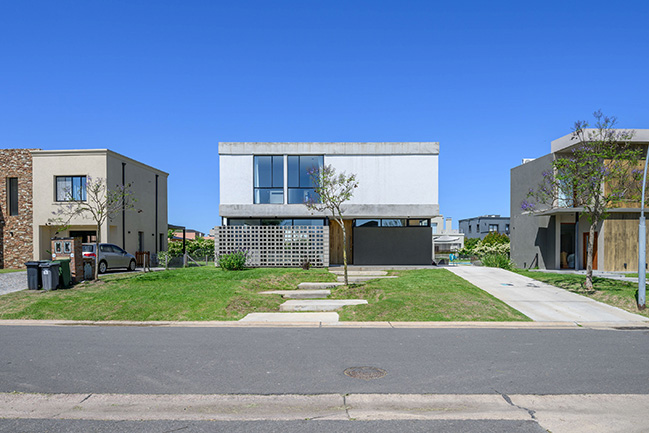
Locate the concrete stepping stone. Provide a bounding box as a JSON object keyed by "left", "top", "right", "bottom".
{"left": 239, "top": 312, "right": 339, "bottom": 322}
{"left": 298, "top": 282, "right": 344, "bottom": 290}
{"left": 337, "top": 275, "right": 399, "bottom": 283}
{"left": 259, "top": 289, "right": 331, "bottom": 299}
{"left": 329, "top": 270, "right": 388, "bottom": 276}
{"left": 280, "top": 299, "right": 368, "bottom": 312}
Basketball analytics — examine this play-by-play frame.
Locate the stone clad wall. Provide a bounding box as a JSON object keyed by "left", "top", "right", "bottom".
{"left": 0, "top": 149, "right": 36, "bottom": 269}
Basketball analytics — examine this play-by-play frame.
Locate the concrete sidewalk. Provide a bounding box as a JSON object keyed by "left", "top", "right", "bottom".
{"left": 447, "top": 266, "right": 648, "bottom": 323}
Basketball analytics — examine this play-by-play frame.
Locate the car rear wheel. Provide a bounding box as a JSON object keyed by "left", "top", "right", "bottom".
{"left": 98, "top": 260, "right": 108, "bottom": 274}
{"left": 128, "top": 260, "right": 136, "bottom": 271}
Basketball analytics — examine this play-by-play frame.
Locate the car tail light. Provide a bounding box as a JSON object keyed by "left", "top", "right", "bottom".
{"left": 85, "top": 253, "right": 96, "bottom": 258}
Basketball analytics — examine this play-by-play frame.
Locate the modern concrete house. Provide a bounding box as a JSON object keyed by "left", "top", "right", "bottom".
{"left": 0, "top": 149, "right": 168, "bottom": 268}
{"left": 459, "top": 215, "right": 510, "bottom": 239}
{"left": 218, "top": 142, "right": 440, "bottom": 265}
{"left": 511, "top": 130, "right": 649, "bottom": 272}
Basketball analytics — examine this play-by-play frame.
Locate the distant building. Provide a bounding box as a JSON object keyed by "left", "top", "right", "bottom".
{"left": 170, "top": 229, "right": 205, "bottom": 241}
{"left": 459, "top": 215, "right": 510, "bottom": 240}
{"left": 431, "top": 216, "right": 465, "bottom": 255}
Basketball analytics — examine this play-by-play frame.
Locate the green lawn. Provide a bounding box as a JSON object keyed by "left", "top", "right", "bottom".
{"left": 515, "top": 270, "right": 649, "bottom": 319}
{"left": 330, "top": 269, "right": 530, "bottom": 321}
{"left": 0, "top": 267, "right": 335, "bottom": 321}
{"left": 0, "top": 267, "right": 530, "bottom": 322}
{"left": 0, "top": 269, "right": 24, "bottom": 274}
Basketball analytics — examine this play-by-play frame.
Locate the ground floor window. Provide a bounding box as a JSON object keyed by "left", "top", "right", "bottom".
{"left": 560, "top": 223, "right": 576, "bottom": 269}
{"left": 354, "top": 219, "right": 430, "bottom": 228}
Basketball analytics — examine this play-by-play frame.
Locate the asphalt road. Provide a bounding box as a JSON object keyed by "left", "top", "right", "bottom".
{"left": 1, "top": 326, "right": 648, "bottom": 395}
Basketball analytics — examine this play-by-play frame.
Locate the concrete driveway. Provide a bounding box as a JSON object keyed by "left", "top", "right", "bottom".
{"left": 0, "top": 271, "right": 27, "bottom": 296}
{"left": 447, "top": 266, "right": 648, "bottom": 323}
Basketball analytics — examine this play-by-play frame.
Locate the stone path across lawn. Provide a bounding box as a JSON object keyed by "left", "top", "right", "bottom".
{"left": 0, "top": 272, "right": 28, "bottom": 296}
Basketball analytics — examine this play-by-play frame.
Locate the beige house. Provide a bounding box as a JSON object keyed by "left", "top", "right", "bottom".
{"left": 1, "top": 148, "right": 168, "bottom": 268}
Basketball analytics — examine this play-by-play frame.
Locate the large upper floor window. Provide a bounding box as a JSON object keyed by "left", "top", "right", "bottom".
{"left": 56, "top": 176, "right": 86, "bottom": 201}
{"left": 288, "top": 155, "right": 323, "bottom": 204}
{"left": 254, "top": 156, "right": 283, "bottom": 204}
{"left": 489, "top": 224, "right": 498, "bottom": 232}
{"left": 6, "top": 177, "right": 18, "bottom": 216}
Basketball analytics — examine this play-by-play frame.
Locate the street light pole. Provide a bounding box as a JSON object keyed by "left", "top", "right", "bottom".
{"left": 638, "top": 149, "right": 649, "bottom": 309}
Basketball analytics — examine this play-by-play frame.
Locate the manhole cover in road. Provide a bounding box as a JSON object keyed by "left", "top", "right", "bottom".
{"left": 344, "top": 366, "right": 387, "bottom": 380}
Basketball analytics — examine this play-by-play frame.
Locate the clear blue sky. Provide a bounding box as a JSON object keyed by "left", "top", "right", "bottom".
{"left": 2, "top": 1, "right": 648, "bottom": 232}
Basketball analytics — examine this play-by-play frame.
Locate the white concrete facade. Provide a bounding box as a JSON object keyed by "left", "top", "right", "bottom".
{"left": 219, "top": 142, "right": 439, "bottom": 219}
{"left": 32, "top": 149, "right": 168, "bottom": 260}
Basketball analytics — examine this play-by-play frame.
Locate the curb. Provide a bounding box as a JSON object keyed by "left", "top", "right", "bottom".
{"left": 0, "top": 319, "right": 646, "bottom": 329}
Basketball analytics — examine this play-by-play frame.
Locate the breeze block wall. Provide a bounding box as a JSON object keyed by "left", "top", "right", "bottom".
{"left": 0, "top": 149, "right": 36, "bottom": 269}
{"left": 215, "top": 225, "right": 329, "bottom": 267}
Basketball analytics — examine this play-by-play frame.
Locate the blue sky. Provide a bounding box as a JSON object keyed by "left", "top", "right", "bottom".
{"left": 2, "top": 1, "right": 648, "bottom": 232}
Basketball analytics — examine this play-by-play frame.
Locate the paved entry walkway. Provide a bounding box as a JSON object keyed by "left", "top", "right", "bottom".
{"left": 447, "top": 266, "right": 649, "bottom": 323}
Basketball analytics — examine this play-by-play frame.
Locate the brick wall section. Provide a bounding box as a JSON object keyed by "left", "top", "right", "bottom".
{"left": 0, "top": 149, "right": 37, "bottom": 269}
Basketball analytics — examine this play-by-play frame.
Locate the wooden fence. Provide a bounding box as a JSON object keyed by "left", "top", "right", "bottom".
{"left": 214, "top": 225, "right": 329, "bottom": 267}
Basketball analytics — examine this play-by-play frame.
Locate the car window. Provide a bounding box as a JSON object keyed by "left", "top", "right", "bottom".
{"left": 82, "top": 245, "right": 94, "bottom": 252}
{"left": 100, "top": 244, "right": 114, "bottom": 253}
{"left": 112, "top": 245, "right": 126, "bottom": 254}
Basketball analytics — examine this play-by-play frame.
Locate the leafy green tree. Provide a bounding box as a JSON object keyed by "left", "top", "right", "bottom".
{"left": 306, "top": 164, "right": 358, "bottom": 285}
{"left": 525, "top": 111, "right": 642, "bottom": 290}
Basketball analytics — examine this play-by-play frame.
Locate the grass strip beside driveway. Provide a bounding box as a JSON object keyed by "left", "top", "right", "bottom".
{"left": 0, "top": 268, "right": 335, "bottom": 321}
{"left": 515, "top": 270, "right": 649, "bottom": 319}
{"left": 330, "top": 269, "right": 530, "bottom": 322}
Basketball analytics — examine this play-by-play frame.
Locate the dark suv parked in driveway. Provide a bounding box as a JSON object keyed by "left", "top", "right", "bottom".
{"left": 82, "top": 243, "right": 137, "bottom": 273}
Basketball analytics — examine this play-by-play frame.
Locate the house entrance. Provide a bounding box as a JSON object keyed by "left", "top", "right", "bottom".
{"left": 583, "top": 232, "right": 598, "bottom": 270}
{"left": 69, "top": 231, "right": 96, "bottom": 244}
{"left": 560, "top": 223, "right": 576, "bottom": 269}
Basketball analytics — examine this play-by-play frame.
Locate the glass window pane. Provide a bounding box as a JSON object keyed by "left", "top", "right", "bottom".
{"left": 300, "top": 156, "right": 320, "bottom": 187}
{"left": 294, "top": 219, "right": 325, "bottom": 226}
{"left": 254, "top": 156, "right": 272, "bottom": 187}
{"left": 356, "top": 219, "right": 379, "bottom": 227}
{"left": 56, "top": 177, "right": 71, "bottom": 201}
{"left": 381, "top": 219, "right": 405, "bottom": 227}
{"left": 287, "top": 156, "right": 299, "bottom": 187}
{"left": 272, "top": 156, "right": 283, "bottom": 188}
{"left": 261, "top": 219, "right": 282, "bottom": 226}
{"left": 8, "top": 177, "right": 18, "bottom": 216}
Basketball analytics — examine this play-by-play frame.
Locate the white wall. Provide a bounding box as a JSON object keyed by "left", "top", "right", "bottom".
{"left": 219, "top": 154, "right": 438, "bottom": 206}
{"left": 219, "top": 154, "right": 253, "bottom": 205}
{"left": 327, "top": 154, "right": 438, "bottom": 205}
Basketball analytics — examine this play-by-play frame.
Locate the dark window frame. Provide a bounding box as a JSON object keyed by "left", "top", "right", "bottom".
{"left": 6, "top": 177, "right": 18, "bottom": 216}
{"left": 287, "top": 155, "right": 323, "bottom": 204}
{"left": 253, "top": 155, "right": 284, "bottom": 204}
{"left": 55, "top": 175, "right": 87, "bottom": 202}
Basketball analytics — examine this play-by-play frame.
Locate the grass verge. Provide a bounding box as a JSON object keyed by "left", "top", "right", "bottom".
{"left": 330, "top": 269, "right": 530, "bottom": 321}
{"left": 0, "top": 267, "right": 335, "bottom": 321}
{"left": 515, "top": 270, "right": 649, "bottom": 319}
{"left": 0, "top": 269, "right": 24, "bottom": 274}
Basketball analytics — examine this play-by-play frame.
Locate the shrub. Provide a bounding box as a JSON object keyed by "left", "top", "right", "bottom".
{"left": 481, "top": 232, "right": 510, "bottom": 246}
{"left": 217, "top": 251, "right": 248, "bottom": 271}
{"left": 481, "top": 253, "right": 513, "bottom": 270}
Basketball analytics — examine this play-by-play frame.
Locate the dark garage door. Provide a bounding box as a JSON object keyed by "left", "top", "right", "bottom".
{"left": 353, "top": 226, "right": 432, "bottom": 265}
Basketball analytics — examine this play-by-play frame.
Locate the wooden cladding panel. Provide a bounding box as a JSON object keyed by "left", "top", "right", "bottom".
{"left": 329, "top": 220, "right": 353, "bottom": 265}
{"left": 603, "top": 214, "right": 649, "bottom": 272}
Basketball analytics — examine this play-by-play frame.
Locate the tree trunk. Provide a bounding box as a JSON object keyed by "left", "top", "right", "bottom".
{"left": 337, "top": 218, "right": 348, "bottom": 285}
{"left": 585, "top": 221, "right": 596, "bottom": 291}
{"left": 94, "top": 223, "right": 101, "bottom": 280}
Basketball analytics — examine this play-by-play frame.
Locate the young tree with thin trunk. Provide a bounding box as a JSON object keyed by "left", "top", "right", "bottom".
{"left": 49, "top": 176, "right": 136, "bottom": 279}
{"left": 524, "top": 111, "right": 642, "bottom": 290}
{"left": 305, "top": 165, "right": 358, "bottom": 285}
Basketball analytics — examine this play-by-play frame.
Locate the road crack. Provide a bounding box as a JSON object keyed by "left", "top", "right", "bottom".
{"left": 79, "top": 393, "right": 93, "bottom": 404}
{"left": 342, "top": 394, "right": 352, "bottom": 420}
{"left": 499, "top": 391, "right": 537, "bottom": 420}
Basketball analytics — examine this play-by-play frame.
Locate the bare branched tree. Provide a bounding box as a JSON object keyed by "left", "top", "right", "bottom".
{"left": 48, "top": 176, "right": 136, "bottom": 279}
{"left": 305, "top": 164, "right": 358, "bottom": 285}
